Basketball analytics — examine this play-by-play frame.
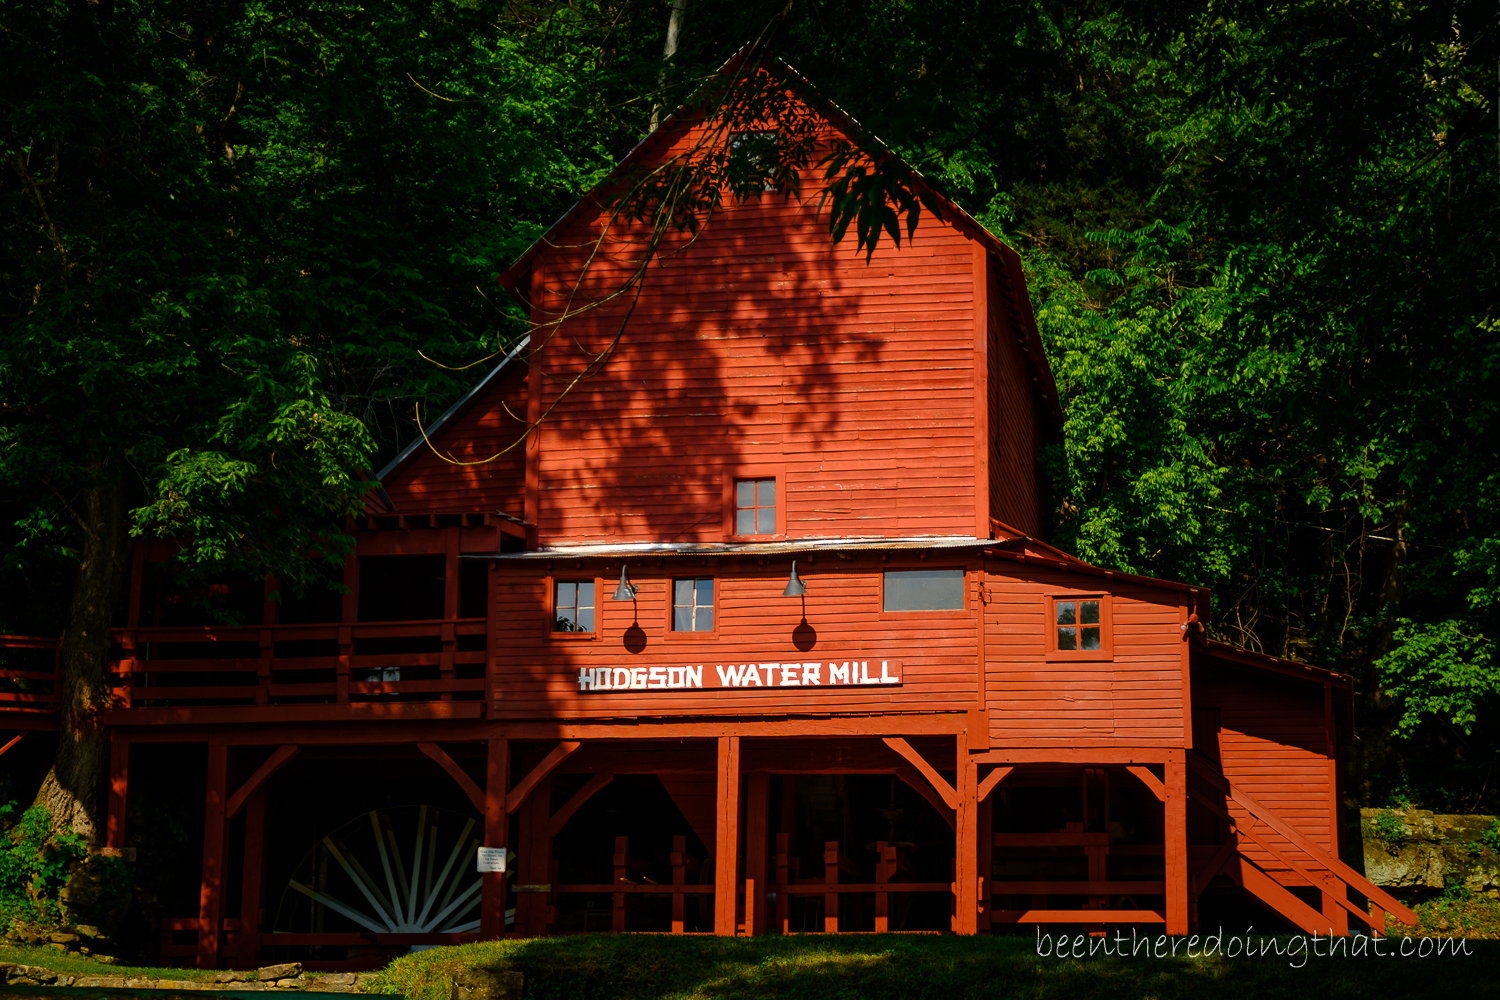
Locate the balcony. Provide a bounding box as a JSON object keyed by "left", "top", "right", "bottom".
{"left": 102, "top": 619, "right": 487, "bottom": 724}
{"left": 0, "top": 636, "right": 60, "bottom": 729}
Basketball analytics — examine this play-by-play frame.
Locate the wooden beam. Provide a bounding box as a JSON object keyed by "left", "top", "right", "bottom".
{"left": 714, "top": 735, "right": 741, "bottom": 936}
{"left": 1224, "top": 856, "right": 1332, "bottom": 936}
{"left": 239, "top": 790, "right": 268, "bottom": 966}
{"left": 480, "top": 738, "right": 509, "bottom": 939}
{"left": 547, "top": 772, "right": 613, "bottom": 837}
{"left": 972, "top": 748, "right": 1175, "bottom": 765}
{"left": 1186, "top": 753, "right": 1418, "bottom": 924}
{"left": 506, "top": 741, "right": 581, "bottom": 814}
{"left": 1164, "top": 757, "right": 1188, "bottom": 935}
{"left": 955, "top": 734, "right": 979, "bottom": 934}
{"left": 976, "top": 765, "right": 1013, "bottom": 803}
{"left": 197, "top": 743, "right": 229, "bottom": 969}
{"left": 0, "top": 734, "right": 23, "bottom": 758}
{"left": 745, "top": 773, "right": 770, "bottom": 936}
{"left": 417, "top": 742, "right": 485, "bottom": 814}
{"left": 896, "top": 768, "right": 956, "bottom": 830}
{"left": 225, "top": 745, "right": 299, "bottom": 820}
{"left": 882, "top": 738, "right": 959, "bottom": 810}
{"left": 1125, "top": 765, "right": 1166, "bottom": 803}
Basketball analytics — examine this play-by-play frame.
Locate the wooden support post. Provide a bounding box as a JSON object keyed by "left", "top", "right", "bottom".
{"left": 1165, "top": 752, "right": 1189, "bottom": 935}
{"left": 954, "top": 733, "right": 979, "bottom": 934}
{"left": 823, "top": 841, "right": 841, "bottom": 932}
{"left": 874, "top": 842, "right": 895, "bottom": 932}
{"left": 671, "top": 835, "right": 689, "bottom": 934}
{"left": 107, "top": 737, "right": 129, "bottom": 850}
{"left": 197, "top": 742, "right": 229, "bottom": 969}
{"left": 745, "top": 773, "right": 769, "bottom": 936}
{"left": 239, "top": 789, "right": 268, "bottom": 966}
{"left": 612, "top": 834, "right": 630, "bottom": 933}
{"left": 441, "top": 530, "right": 460, "bottom": 701}
{"left": 341, "top": 550, "right": 360, "bottom": 624}
{"left": 518, "top": 777, "right": 552, "bottom": 935}
{"left": 777, "top": 777, "right": 796, "bottom": 934}
{"left": 481, "top": 738, "right": 509, "bottom": 939}
{"left": 977, "top": 791, "right": 993, "bottom": 931}
{"left": 714, "top": 735, "right": 741, "bottom": 936}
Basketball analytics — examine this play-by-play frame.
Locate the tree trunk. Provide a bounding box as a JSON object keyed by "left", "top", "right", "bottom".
{"left": 650, "top": 0, "right": 689, "bottom": 130}
{"left": 35, "top": 472, "right": 132, "bottom": 846}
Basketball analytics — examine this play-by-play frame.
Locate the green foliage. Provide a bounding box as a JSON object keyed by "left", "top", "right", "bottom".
{"left": 0, "top": 803, "right": 85, "bottom": 929}
{"left": 1369, "top": 810, "right": 1405, "bottom": 849}
{"left": 1483, "top": 819, "right": 1500, "bottom": 856}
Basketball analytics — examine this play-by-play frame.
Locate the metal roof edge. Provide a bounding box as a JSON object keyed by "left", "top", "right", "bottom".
{"left": 374, "top": 335, "right": 531, "bottom": 487}
{"left": 468, "top": 535, "right": 996, "bottom": 560}
{"left": 1198, "top": 639, "right": 1351, "bottom": 688}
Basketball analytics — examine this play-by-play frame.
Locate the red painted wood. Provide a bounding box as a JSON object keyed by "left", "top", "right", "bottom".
{"left": 480, "top": 739, "right": 508, "bottom": 939}
{"left": 225, "top": 745, "right": 298, "bottom": 819}
{"left": 239, "top": 790, "right": 268, "bottom": 965}
{"left": 714, "top": 735, "right": 740, "bottom": 936}
{"left": 106, "top": 737, "right": 128, "bottom": 849}
{"left": 549, "top": 772, "right": 613, "bottom": 837}
{"left": 506, "top": 741, "right": 581, "bottom": 814}
{"left": 418, "top": 742, "right": 486, "bottom": 814}
{"left": 197, "top": 743, "right": 229, "bottom": 969}
{"left": 745, "top": 773, "right": 769, "bottom": 936}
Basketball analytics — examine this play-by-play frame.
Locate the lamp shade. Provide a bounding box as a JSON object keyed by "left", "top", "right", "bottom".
{"left": 782, "top": 560, "right": 807, "bottom": 598}
{"left": 611, "top": 565, "right": 638, "bottom": 601}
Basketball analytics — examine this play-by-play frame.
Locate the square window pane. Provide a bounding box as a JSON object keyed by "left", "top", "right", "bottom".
{"left": 577, "top": 607, "right": 595, "bottom": 632}
{"left": 673, "top": 607, "right": 692, "bottom": 631}
{"left": 1081, "top": 626, "right": 1100, "bottom": 650}
{"left": 556, "top": 582, "right": 575, "bottom": 606}
{"left": 554, "top": 614, "right": 573, "bottom": 632}
{"left": 1058, "top": 627, "right": 1078, "bottom": 650}
{"left": 695, "top": 607, "right": 713, "bottom": 631}
{"left": 757, "top": 507, "right": 775, "bottom": 534}
{"left": 882, "top": 570, "right": 964, "bottom": 611}
{"left": 737, "top": 480, "right": 756, "bottom": 508}
{"left": 695, "top": 578, "right": 714, "bottom": 606}
{"left": 759, "top": 480, "right": 775, "bottom": 508}
{"left": 1056, "top": 601, "right": 1076, "bottom": 626}
{"left": 736, "top": 508, "right": 755, "bottom": 534}
{"left": 1081, "top": 600, "right": 1100, "bottom": 625}
{"left": 674, "top": 579, "right": 693, "bottom": 606}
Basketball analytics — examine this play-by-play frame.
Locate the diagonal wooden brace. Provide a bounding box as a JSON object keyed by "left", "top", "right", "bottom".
{"left": 1126, "top": 765, "right": 1167, "bottom": 802}
{"left": 418, "top": 742, "right": 486, "bottom": 814}
{"left": 507, "top": 741, "right": 582, "bottom": 814}
{"left": 883, "top": 737, "right": 959, "bottom": 810}
{"left": 549, "top": 772, "right": 614, "bottom": 837}
{"left": 226, "top": 745, "right": 299, "bottom": 819}
{"left": 976, "top": 765, "right": 1013, "bottom": 802}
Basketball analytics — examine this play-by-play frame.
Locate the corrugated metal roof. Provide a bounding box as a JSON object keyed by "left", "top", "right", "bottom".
{"left": 468, "top": 534, "right": 998, "bottom": 560}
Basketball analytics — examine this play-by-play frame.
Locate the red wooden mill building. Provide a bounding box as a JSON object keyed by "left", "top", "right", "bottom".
{"left": 0, "top": 62, "right": 1412, "bottom": 968}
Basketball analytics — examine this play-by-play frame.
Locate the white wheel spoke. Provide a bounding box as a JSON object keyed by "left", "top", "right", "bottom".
{"left": 417, "top": 818, "right": 474, "bottom": 928}
{"left": 407, "top": 806, "right": 427, "bottom": 927}
{"left": 288, "top": 880, "right": 389, "bottom": 935}
{"left": 427, "top": 876, "right": 482, "bottom": 929}
{"left": 321, "top": 838, "right": 399, "bottom": 931}
{"left": 369, "top": 811, "right": 405, "bottom": 927}
{"left": 341, "top": 841, "right": 398, "bottom": 919}
{"left": 386, "top": 827, "right": 412, "bottom": 918}
{"left": 439, "top": 917, "right": 481, "bottom": 934}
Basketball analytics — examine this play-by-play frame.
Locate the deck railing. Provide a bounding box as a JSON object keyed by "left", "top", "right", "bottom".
{"left": 109, "top": 619, "right": 487, "bottom": 708}
{"left": 0, "top": 635, "right": 61, "bottom": 717}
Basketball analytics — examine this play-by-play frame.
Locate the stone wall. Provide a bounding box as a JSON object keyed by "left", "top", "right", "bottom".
{"left": 1360, "top": 808, "right": 1500, "bottom": 894}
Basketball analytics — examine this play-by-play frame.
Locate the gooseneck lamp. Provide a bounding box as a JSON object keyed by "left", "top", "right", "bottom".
{"left": 782, "top": 560, "right": 807, "bottom": 598}
{"left": 611, "top": 565, "right": 638, "bottom": 602}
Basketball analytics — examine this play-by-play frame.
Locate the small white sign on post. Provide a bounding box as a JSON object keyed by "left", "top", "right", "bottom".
{"left": 476, "top": 847, "right": 508, "bottom": 873}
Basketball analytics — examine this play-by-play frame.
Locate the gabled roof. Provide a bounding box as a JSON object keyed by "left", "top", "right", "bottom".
{"left": 496, "top": 50, "right": 1062, "bottom": 427}
{"left": 371, "top": 335, "right": 530, "bottom": 494}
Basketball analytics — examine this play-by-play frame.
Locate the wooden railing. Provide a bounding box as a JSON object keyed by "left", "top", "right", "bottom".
{"left": 0, "top": 635, "right": 60, "bottom": 716}
{"left": 771, "top": 834, "right": 950, "bottom": 933}
{"left": 987, "top": 827, "right": 1167, "bottom": 924}
{"left": 109, "top": 620, "right": 487, "bottom": 708}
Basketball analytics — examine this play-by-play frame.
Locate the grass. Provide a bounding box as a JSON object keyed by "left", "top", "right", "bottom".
{"left": 366, "top": 933, "right": 1500, "bottom": 1000}
{"left": 0, "top": 945, "right": 221, "bottom": 981}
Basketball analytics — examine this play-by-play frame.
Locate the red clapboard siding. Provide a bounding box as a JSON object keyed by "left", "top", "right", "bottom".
{"left": 987, "top": 251, "right": 1044, "bottom": 538}
{"left": 520, "top": 116, "right": 982, "bottom": 545}
{"left": 983, "top": 569, "right": 1185, "bottom": 747}
{"left": 1192, "top": 663, "right": 1334, "bottom": 860}
{"left": 489, "top": 559, "right": 982, "bottom": 721}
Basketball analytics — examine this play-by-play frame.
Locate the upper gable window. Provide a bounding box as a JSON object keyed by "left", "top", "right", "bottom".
{"left": 735, "top": 479, "right": 776, "bottom": 536}
{"left": 883, "top": 569, "right": 965, "bottom": 612}
{"left": 728, "top": 130, "right": 779, "bottom": 193}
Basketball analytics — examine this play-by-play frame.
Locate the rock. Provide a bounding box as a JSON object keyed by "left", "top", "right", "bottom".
{"left": 75, "top": 977, "right": 127, "bottom": 988}
{"left": 1438, "top": 917, "right": 1451, "bottom": 930}
{"left": 50, "top": 932, "right": 81, "bottom": 944}
{"left": 46, "top": 942, "right": 68, "bottom": 951}
{"left": 304, "top": 973, "right": 358, "bottom": 991}
{"left": 57, "top": 975, "right": 75, "bottom": 986}
{"left": 157, "top": 980, "right": 205, "bottom": 990}
{"left": 258, "top": 963, "right": 303, "bottom": 982}
{"left": 276, "top": 978, "right": 303, "bottom": 988}
{"left": 126, "top": 977, "right": 152, "bottom": 989}
{"left": 216, "top": 971, "right": 250, "bottom": 983}
{"left": 75, "top": 924, "right": 103, "bottom": 938}
{"left": 354, "top": 973, "right": 381, "bottom": 993}
{"left": 451, "top": 967, "right": 524, "bottom": 1000}
{"left": 94, "top": 955, "right": 119, "bottom": 964}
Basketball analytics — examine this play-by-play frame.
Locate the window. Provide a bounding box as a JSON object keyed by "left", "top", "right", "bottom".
{"left": 882, "top": 569, "right": 965, "bottom": 612}
{"left": 735, "top": 479, "right": 777, "bottom": 535}
{"left": 554, "top": 581, "right": 595, "bottom": 633}
{"left": 1046, "top": 594, "right": 1112, "bottom": 659}
{"left": 728, "top": 130, "right": 779, "bottom": 193}
{"left": 672, "top": 578, "right": 715, "bottom": 631}
{"left": 1055, "top": 597, "right": 1101, "bottom": 650}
